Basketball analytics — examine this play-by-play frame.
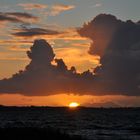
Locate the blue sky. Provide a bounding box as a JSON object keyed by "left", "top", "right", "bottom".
{"left": 0, "top": 0, "right": 140, "bottom": 27}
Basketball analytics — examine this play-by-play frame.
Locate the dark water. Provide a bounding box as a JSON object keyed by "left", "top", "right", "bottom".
{"left": 0, "top": 107, "right": 140, "bottom": 140}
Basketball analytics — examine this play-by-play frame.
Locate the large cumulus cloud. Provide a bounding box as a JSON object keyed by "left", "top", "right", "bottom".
{"left": 78, "top": 14, "right": 122, "bottom": 56}
{"left": 0, "top": 39, "right": 95, "bottom": 96}
{"left": 78, "top": 14, "right": 140, "bottom": 96}
{"left": 0, "top": 14, "right": 140, "bottom": 96}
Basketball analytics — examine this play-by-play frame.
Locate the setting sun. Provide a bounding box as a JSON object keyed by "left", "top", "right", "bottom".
{"left": 69, "top": 102, "right": 80, "bottom": 108}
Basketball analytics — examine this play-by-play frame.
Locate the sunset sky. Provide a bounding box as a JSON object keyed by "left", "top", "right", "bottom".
{"left": 0, "top": 0, "right": 140, "bottom": 107}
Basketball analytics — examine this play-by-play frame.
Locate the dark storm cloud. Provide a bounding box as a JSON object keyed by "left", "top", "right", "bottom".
{"left": 12, "top": 28, "right": 61, "bottom": 37}
{"left": 78, "top": 14, "right": 140, "bottom": 96}
{"left": 0, "top": 12, "right": 37, "bottom": 23}
{"left": 0, "top": 39, "right": 95, "bottom": 96}
{"left": 78, "top": 14, "right": 122, "bottom": 56}
{"left": 0, "top": 14, "right": 140, "bottom": 96}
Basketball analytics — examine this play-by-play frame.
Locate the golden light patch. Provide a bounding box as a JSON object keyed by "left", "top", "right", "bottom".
{"left": 69, "top": 102, "right": 80, "bottom": 108}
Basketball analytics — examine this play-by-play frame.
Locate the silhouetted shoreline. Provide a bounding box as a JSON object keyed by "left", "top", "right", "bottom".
{"left": 0, "top": 105, "right": 140, "bottom": 109}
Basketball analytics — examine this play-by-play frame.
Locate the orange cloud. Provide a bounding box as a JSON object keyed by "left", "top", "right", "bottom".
{"left": 50, "top": 4, "right": 75, "bottom": 16}
{"left": 18, "top": 3, "right": 75, "bottom": 16}
{"left": 0, "top": 22, "right": 6, "bottom": 28}
{"left": 0, "top": 40, "right": 32, "bottom": 45}
{"left": 18, "top": 3, "right": 48, "bottom": 10}
{"left": 8, "top": 46, "right": 29, "bottom": 52}
{"left": 0, "top": 49, "right": 28, "bottom": 61}
{"left": 0, "top": 57, "right": 28, "bottom": 79}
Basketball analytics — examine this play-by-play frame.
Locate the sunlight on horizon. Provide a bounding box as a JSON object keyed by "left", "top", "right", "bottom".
{"left": 69, "top": 102, "right": 80, "bottom": 108}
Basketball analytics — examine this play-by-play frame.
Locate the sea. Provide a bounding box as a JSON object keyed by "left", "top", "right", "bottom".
{"left": 0, "top": 107, "right": 140, "bottom": 140}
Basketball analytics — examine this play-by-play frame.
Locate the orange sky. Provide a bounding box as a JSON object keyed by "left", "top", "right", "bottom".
{"left": 0, "top": 94, "right": 140, "bottom": 107}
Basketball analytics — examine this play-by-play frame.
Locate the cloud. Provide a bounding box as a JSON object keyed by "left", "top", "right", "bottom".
{"left": 0, "top": 39, "right": 95, "bottom": 95}
{"left": 50, "top": 4, "right": 75, "bottom": 16}
{"left": 0, "top": 14, "right": 140, "bottom": 96}
{"left": 0, "top": 12, "right": 22, "bottom": 23}
{"left": 18, "top": 3, "right": 48, "bottom": 10}
{"left": 12, "top": 27, "right": 85, "bottom": 41}
{"left": 0, "top": 51, "right": 27, "bottom": 61}
{"left": 0, "top": 12, "right": 38, "bottom": 23}
{"left": 6, "top": 12, "right": 38, "bottom": 20}
{"left": 8, "top": 46, "right": 28, "bottom": 52}
{"left": 93, "top": 3, "right": 102, "bottom": 7}
{"left": 12, "top": 28, "right": 61, "bottom": 37}
{"left": 18, "top": 3, "right": 75, "bottom": 16}
{"left": 78, "top": 14, "right": 140, "bottom": 96}
{"left": 78, "top": 14, "right": 121, "bottom": 56}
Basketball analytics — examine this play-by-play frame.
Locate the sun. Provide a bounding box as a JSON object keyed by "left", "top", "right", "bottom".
{"left": 69, "top": 102, "right": 80, "bottom": 108}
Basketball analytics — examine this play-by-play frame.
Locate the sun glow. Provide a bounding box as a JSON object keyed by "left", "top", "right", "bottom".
{"left": 69, "top": 102, "right": 80, "bottom": 108}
